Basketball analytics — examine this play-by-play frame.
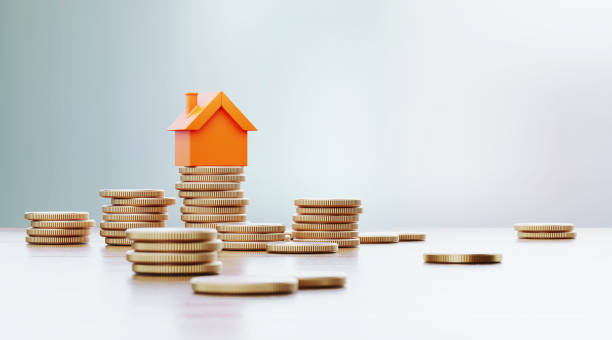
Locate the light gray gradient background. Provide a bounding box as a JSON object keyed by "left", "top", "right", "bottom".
{"left": 1, "top": 0, "right": 611, "bottom": 228}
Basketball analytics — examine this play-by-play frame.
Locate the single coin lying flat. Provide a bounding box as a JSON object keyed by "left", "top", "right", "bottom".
{"left": 26, "top": 236, "right": 89, "bottom": 245}
{"left": 111, "top": 197, "right": 176, "bottom": 207}
{"left": 296, "top": 207, "right": 363, "bottom": 215}
{"left": 105, "top": 238, "right": 133, "bottom": 246}
{"left": 398, "top": 232, "right": 426, "bottom": 241}
{"left": 423, "top": 253, "right": 502, "bottom": 264}
{"left": 102, "top": 205, "right": 168, "bottom": 214}
{"left": 126, "top": 250, "right": 218, "bottom": 264}
{"left": 103, "top": 214, "right": 168, "bottom": 222}
{"left": 294, "top": 199, "right": 361, "bottom": 208}
{"left": 219, "top": 233, "right": 285, "bottom": 242}
{"left": 175, "top": 182, "right": 240, "bottom": 191}
{"left": 100, "top": 221, "right": 166, "bottom": 230}
{"left": 99, "top": 189, "right": 164, "bottom": 198}
{"left": 178, "top": 190, "right": 244, "bottom": 199}
{"left": 514, "top": 223, "right": 574, "bottom": 233}
{"left": 100, "top": 229, "right": 127, "bottom": 238}
{"left": 183, "top": 198, "right": 250, "bottom": 207}
{"left": 184, "top": 223, "right": 218, "bottom": 229}
{"left": 517, "top": 231, "right": 576, "bottom": 239}
{"left": 133, "top": 239, "right": 222, "bottom": 253}
{"left": 26, "top": 228, "right": 90, "bottom": 237}
{"left": 292, "top": 223, "right": 359, "bottom": 231}
{"left": 180, "top": 174, "right": 246, "bottom": 182}
{"left": 24, "top": 212, "right": 89, "bottom": 221}
{"left": 293, "top": 238, "right": 360, "bottom": 248}
{"left": 222, "top": 241, "right": 270, "bottom": 251}
{"left": 217, "top": 222, "right": 285, "bottom": 234}
{"left": 179, "top": 166, "right": 244, "bottom": 175}
{"left": 294, "top": 271, "right": 347, "bottom": 288}
{"left": 291, "top": 230, "right": 359, "bottom": 239}
{"left": 30, "top": 220, "right": 95, "bottom": 229}
{"left": 126, "top": 228, "right": 216, "bottom": 242}
{"left": 133, "top": 261, "right": 222, "bottom": 275}
{"left": 191, "top": 276, "right": 297, "bottom": 295}
{"left": 180, "top": 206, "right": 247, "bottom": 214}
{"left": 292, "top": 214, "right": 359, "bottom": 224}
{"left": 181, "top": 214, "right": 246, "bottom": 223}
{"left": 267, "top": 241, "right": 338, "bottom": 254}
{"left": 359, "top": 232, "right": 400, "bottom": 244}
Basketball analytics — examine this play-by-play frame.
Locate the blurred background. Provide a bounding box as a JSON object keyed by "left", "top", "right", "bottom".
{"left": 1, "top": 0, "right": 611, "bottom": 228}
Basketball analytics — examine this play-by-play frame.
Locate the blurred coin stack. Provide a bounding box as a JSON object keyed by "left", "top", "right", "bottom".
{"left": 126, "top": 228, "right": 222, "bottom": 275}
{"left": 99, "top": 189, "right": 176, "bottom": 246}
{"left": 217, "top": 222, "right": 286, "bottom": 251}
{"left": 177, "top": 167, "right": 248, "bottom": 229}
{"left": 292, "top": 199, "right": 362, "bottom": 248}
{"left": 514, "top": 223, "right": 576, "bottom": 239}
{"left": 24, "top": 211, "right": 94, "bottom": 245}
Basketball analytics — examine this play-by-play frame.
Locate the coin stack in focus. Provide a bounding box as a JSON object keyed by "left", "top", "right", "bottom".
{"left": 24, "top": 212, "right": 93, "bottom": 245}
{"left": 514, "top": 223, "right": 576, "bottom": 239}
{"left": 126, "top": 228, "right": 222, "bottom": 275}
{"left": 99, "top": 189, "right": 176, "bottom": 246}
{"left": 177, "top": 167, "right": 248, "bottom": 230}
{"left": 217, "top": 222, "right": 286, "bottom": 251}
{"left": 292, "top": 199, "right": 362, "bottom": 248}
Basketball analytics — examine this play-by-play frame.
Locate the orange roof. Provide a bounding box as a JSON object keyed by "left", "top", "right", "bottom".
{"left": 168, "top": 91, "right": 257, "bottom": 131}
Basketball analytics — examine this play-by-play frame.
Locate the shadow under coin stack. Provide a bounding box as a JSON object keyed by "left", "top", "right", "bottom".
{"left": 24, "top": 212, "right": 93, "bottom": 245}
{"left": 292, "top": 199, "right": 362, "bottom": 248}
{"left": 177, "top": 167, "right": 248, "bottom": 229}
{"left": 126, "top": 228, "right": 222, "bottom": 275}
{"left": 217, "top": 222, "right": 286, "bottom": 251}
{"left": 99, "top": 189, "right": 176, "bottom": 246}
{"left": 514, "top": 223, "right": 576, "bottom": 240}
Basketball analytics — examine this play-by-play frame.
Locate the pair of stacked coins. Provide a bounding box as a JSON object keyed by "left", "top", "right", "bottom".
{"left": 514, "top": 223, "right": 576, "bottom": 239}
{"left": 126, "top": 228, "right": 222, "bottom": 275}
{"left": 24, "top": 212, "right": 93, "bottom": 245}
{"left": 177, "top": 167, "right": 249, "bottom": 229}
{"left": 217, "top": 222, "right": 286, "bottom": 251}
{"left": 99, "top": 189, "right": 176, "bottom": 246}
{"left": 291, "top": 198, "right": 362, "bottom": 248}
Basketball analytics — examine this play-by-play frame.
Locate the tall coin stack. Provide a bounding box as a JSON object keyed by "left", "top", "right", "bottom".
{"left": 292, "top": 199, "right": 362, "bottom": 248}
{"left": 24, "top": 212, "right": 93, "bottom": 245}
{"left": 126, "top": 228, "right": 222, "bottom": 275}
{"left": 99, "top": 189, "right": 176, "bottom": 246}
{"left": 177, "top": 167, "right": 248, "bottom": 229}
{"left": 217, "top": 222, "right": 286, "bottom": 251}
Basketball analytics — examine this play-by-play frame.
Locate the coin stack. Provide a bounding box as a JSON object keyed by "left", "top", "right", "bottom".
{"left": 99, "top": 189, "right": 176, "bottom": 246}
{"left": 514, "top": 223, "right": 576, "bottom": 239}
{"left": 217, "top": 222, "right": 286, "bottom": 251}
{"left": 24, "top": 212, "right": 94, "bottom": 245}
{"left": 177, "top": 167, "right": 249, "bottom": 230}
{"left": 292, "top": 198, "right": 362, "bottom": 248}
{"left": 126, "top": 228, "right": 222, "bottom": 275}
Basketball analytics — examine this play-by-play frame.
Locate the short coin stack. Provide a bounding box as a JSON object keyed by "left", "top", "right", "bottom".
{"left": 24, "top": 212, "right": 93, "bottom": 245}
{"left": 126, "top": 228, "right": 222, "bottom": 275}
{"left": 514, "top": 223, "right": 576, "bottom": 239}
{"left": 292, "top": 198, "right": 362, "bottom": 248}
{"left": 99, "top": 189, "right": 176, "bottom": 246}
{"left": 217, "top": 222, "right": 286, "bottom": 251}
{"left": 177, "top": 167, "right": 248, "bottom": 230}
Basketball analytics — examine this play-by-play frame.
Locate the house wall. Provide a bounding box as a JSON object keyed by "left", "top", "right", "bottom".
{"left": 176, "top": 107, "right": 247, "bottom": 166}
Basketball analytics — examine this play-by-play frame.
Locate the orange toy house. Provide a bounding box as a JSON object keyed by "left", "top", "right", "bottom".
{"left": 168, "top": 92, "right": 257, "bottom": 166}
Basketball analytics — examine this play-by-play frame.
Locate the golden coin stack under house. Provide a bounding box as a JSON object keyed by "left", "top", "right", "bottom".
{"left": 292, "top": 199, "right": 362, "bottom": 248}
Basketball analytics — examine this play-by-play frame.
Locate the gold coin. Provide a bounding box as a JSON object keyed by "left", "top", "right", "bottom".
{"left": 100, "top": 221, "right": 166, "bottom": 230}
{"left": 292, "top": 238, "right": 359, "bottom": 248}
{"left": 517, "top": 231, "right": 576, "bottom": 239}
{"left": 294, "top": 199, "right": 361, "bottom": 208}
{"left": 514, "top": 223, "right": 574, "bottom": 233}
{"left": 184, "top": 223, "right": 218, "bottom": 229}
{"left": 111, "top": 197, "right": 176, "bottom": 207}
{"left": 191, "top": 276, "right": 297, "bottom": 295}
{"left": 296, "top": 207, "right": 362, "bottom": 215}
{"left": 26, "top": 228, "right": 90, "bottom": 237}
{"left": 133, "top": 239, "right": 222, "bottom": 252}
{"left": 266, "top": 241, "right": 338, "bottom": 254}
{"left": 222, "top": 241, "right": 269, "bottom": 251}
{"left": 126, "top": 250, "right": 218, "bottom": 264}
{"left": 179, "top": 190, "right": 244, "bottom": 199}
{"left": 423, "top": 253, "right": 502, "bottom": 264}
{"left": 127, "top": 228, "right": 216, "bottom": 242}
{"left": 183, "top": 198, "right": 249, "bottom": 207}
{"left": 179, "top": 166, "right": 244, "bottom": 175}
{"left": 359, "top": 232, "right": 400, "bottom": 244}
{"left": 100, "top": 229, "right": 127, "bottom": 238}
{"left": 105, "top": 238, "right": 133, "bottom": 246}
{"left": 292, "top": 223, "right": 358, "bottom": 231}
{"left": 181, "top": 214, "right": 247, "bottom": 223}
{"left": 180, "top": 206, "right": 246, "bottom": 214}
{"left": 295, "top": 271, "right": 347, "bottom": 288}
{"left": 26, "top": 236, "right": 89, "bottom": 244}
{"left": 103, "top": 214, "right": 168, "bottom": 222}
{"left": 175, "top": 182, "right": 240, "bottom": 191}
{"left": 291, "top": 230, "right": 359, "bottom": 239}
{"left": 292, "top": 214, "right": 358, "bottom": 224}
{"left": 180, "top": 174, "right": 246, "bottom": 182}
{"left": 99, "top": 189, "right": 164, "bottom": 198}
{"left": 24, "top": 212, "right": 89, "bottom": 221}
{"left": 219, "top": 233, "right": 285, "bottom": 242}
{"left": 30, "top": 220, "right": 96, "bottom": 229}
{"left": 102, "top": 205, "right": 167, "bottom": 214}
{"left": 398, "top": 232, "right": 426, "bottom": 241}
{"left": 216, "top": 222, "right": 285, "bottom": 234}
{"left": 132, "top": 261, "right": 222, "bottom": 275}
